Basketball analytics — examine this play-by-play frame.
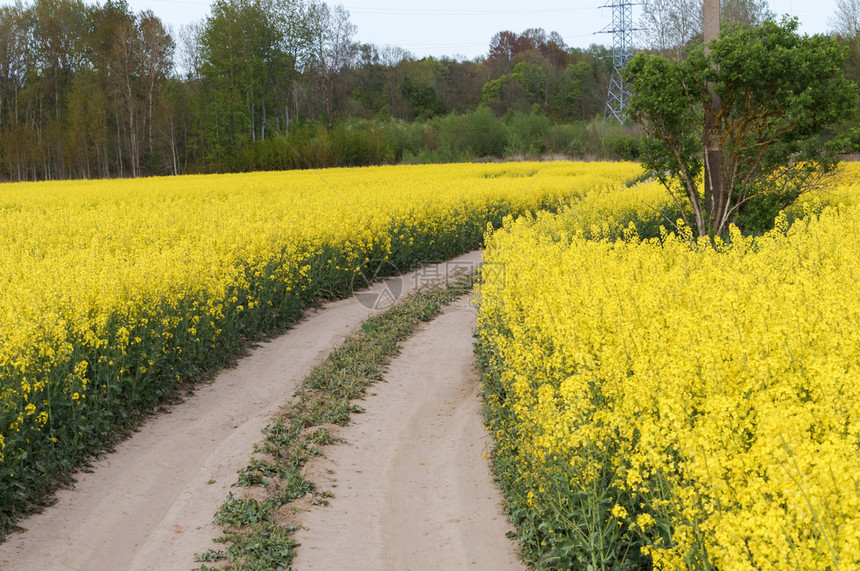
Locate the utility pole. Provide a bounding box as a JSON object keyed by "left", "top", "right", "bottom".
{"left": 703, "top": 0, "right": 724, "bottom": 229}
{"left": 601, "top": 0, "right": 636, "bottom": 124}
{"left": 703, "top": 0, "right": 720, "bottom": 45}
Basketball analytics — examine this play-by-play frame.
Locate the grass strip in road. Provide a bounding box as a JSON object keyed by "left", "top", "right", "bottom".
{"left": 195, "top": 273, "right": 475, "bottom": 570}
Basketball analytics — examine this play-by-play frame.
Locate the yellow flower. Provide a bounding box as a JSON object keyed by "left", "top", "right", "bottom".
{"left": 478, "top": 171, "right": 860, "bottom": 568}
{"left": 636, "top": 513, "right": 656, "bottom": 530}
{"left": 0, "top": 160, "right": 646, "bottom": 521}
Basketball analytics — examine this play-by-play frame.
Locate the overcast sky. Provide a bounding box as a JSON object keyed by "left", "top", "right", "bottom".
{"left": 126, "top": 0, "right": 838, "bottom": 60}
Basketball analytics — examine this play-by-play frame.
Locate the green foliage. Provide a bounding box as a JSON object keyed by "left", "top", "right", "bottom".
{"left": 214, "top": 493, "right": 274, "bottom": 528}
{"left": 625, "top": 17, "right": 857, "bottom": 236}
{"left": 560, "top": 61, "right": 596, "bottom": 120}
{"left": 234, "top": 111, "right": 643, "bottom": 169}
{"left": 505, "top": 109, "right": 553, "bottom": 155}
{"left": 482, "top": 62, "right": 549, "bottom": 114}
{"left": 478, "top": 342, "right": 650, "bottom": 570}
{"left": 462, "top": 107, "right": 510, "bottom": 157}
{"left": 835, "top": 124, "right": 860, "bottom": 153}
{"left": 400, "top": 77, "right": 444, "bottom": 119}
{"left": 480, "top": 75, "right": 507, "bottom": 105}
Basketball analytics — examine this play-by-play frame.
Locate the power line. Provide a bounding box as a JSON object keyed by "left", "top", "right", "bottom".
{"left": 345, "top": 6, "right": 597, "bottom": 16}
{"left": 383, "top": 30, "right": 597, "bottom": 49}
{"left": 144, "top": 0, "right": 209, "bottom": 5}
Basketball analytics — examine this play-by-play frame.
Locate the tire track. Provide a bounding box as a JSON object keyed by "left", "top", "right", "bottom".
{"left": 291, "top": 301, "right": 523, "bottom": 570}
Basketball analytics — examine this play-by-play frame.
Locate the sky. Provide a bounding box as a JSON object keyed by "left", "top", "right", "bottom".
{"left": 125, "top": 0, "right": 839, "bottom": 60}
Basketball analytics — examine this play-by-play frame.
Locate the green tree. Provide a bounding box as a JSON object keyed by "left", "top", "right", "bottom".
{"left": 559, "top": 61, "right": 593, "bottom": 120}
{"left": 200, "top": 0, "right": 269, "bottom": 159}
{"left": 400, "top": 76, "right": 443, "bottom": 120}
{"left": 624, "top": 18, "right": 856, "bottom": 236}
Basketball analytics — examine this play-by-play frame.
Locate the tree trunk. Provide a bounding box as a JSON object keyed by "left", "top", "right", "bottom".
{"left": 129, "top": 107, "right": 138, "bottom": 177}
{"left": 148, "top": 83, "right": 154, "bottom": 156}
{"left": 250, "top": 86, "right": 256, "bottom": 143}
{"left": 325, "top": 73, "right": 333, "bottom": 129}
{"left": 167, "top": 115, "right": 179, "bottom": 176}
{"left": 115, "top": 108, "right": 124, "bottom": 177}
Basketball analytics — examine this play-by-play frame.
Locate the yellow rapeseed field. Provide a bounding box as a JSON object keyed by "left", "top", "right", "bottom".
{"left": 0, "top": 161, "right": 641, "bottom": 531}
{"left": 478, "top": 166, "right": 860, "bottom": 569}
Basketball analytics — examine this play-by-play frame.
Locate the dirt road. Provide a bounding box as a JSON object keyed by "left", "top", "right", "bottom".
{"left": 0, "top": 250, "right": 521, "bottom": 570}
{"left": 291, "top": 301, "right": 524, "bottom": 571}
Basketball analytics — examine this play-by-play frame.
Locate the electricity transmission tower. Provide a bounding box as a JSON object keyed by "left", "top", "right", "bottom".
{"left": 600, "top": 0, "right": 636, "bottom": 123}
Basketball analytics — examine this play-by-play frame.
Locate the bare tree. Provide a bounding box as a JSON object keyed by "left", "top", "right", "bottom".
{"left": 111, "top": 13, "right": 142, "bottom": 177}
{"left": 638, "top": 0, "right": 702, "bottom": 58}
{"left": 0, "top": 3, "right": 30, "bottom": 180}
{"left": 139, "top": 11, "right": 173, "bottom": 157}
{"left": 0, "top": 4, "right": 27, "bottom": 141}
{"left": 831, "top": 0, "right": 860, "bottom": 38}
{"left": 639, "top": 0, "right": 773, "bottom": 58}
{"left": 178, "top": 21, "right": 204, "bottom": 80}
{"left": 380, "top": 45, "right": 412, "bottom": 67}
{"left": 308, "top": 2, "right": 357, "bottom": 128}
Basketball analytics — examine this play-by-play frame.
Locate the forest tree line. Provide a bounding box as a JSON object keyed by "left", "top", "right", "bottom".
{"left": 1, "top": 0, "right": 859, "bottom": 181}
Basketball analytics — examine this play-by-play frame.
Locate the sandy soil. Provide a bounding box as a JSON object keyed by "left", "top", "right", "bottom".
{"left": 0, "top": 250, "right": 520, "bottom": 571}
{"left": 291, "top": 302, "right": 524, "bottom": 571}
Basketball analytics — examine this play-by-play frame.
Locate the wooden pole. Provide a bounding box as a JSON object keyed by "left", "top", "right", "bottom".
{"left": 703, "top": 0, "right": 720, "bottom": 52}
{"left": 703, "top": 0, "right": 723, "bottom": 234}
